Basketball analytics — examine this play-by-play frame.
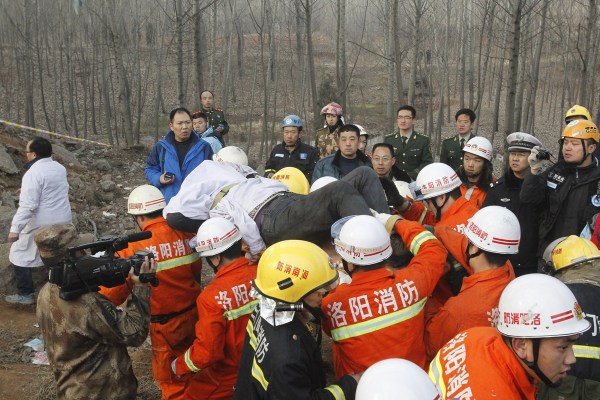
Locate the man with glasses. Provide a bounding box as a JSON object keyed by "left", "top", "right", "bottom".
{"left": 385, "top": 105, "right": 432, "bottom": 180}
{"left": 145, "top": 107, "right": 214, "bottom": 203}
{"left": 371, "top": 143, "right": 411, "bottom": 182}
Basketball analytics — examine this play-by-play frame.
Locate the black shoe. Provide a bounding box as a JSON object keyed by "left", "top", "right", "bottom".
{"left": 379, "top": 177, "right": 406, "bottom": 210}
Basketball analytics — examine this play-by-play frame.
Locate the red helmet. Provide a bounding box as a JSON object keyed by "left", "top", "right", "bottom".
{"left": 320, "top": 102, "right": 343, "bottom": 116}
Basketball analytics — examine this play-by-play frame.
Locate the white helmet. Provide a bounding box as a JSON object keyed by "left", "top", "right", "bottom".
{"left": 415, "top": 163, "right": 462, "bottom": 201}
{"left": 310, "top": 176, "right": 338, "bottom": 192}
{"left": 356, "top": 359, "right": 441, "bottom": 400}
{"left": 463, "top": 206, "right": 520, "bottom": 254}
{"left": 213, "top": 146, "right": 249, "bottom": 166}
{"left": 496, "top": 274, "right": 591, "bottom": 338}
{"left": 355, "top": 124, "right": 369, "bottom": 137}
{"left": 127, "top": 185, "right": 167, "bottom": 215}
{"left": 463, "top": 136, "right": 493, "bottom": 162}
{"left": 194, "top": 217, "right": 242, "bottom": 257}
{"left": 333, "top": 215, "right": 392, "bottom": 265}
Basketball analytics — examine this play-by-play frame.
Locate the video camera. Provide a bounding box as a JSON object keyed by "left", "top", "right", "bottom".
{"left": 49, "top": 231, "right": 159, "bottom": 301}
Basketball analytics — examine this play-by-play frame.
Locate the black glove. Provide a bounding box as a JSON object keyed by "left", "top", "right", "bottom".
{"left": 379, "top": 177, "right": 406, "bottom": 210}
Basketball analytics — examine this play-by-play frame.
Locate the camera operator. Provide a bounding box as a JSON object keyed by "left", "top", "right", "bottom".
{"left": 35, "top": 224, "right": 155, "bottom": 400}
{"left": 521, "top": 120, "right": 600, "bottom": 258}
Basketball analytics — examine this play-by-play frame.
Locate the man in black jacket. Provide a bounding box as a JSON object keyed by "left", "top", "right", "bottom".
{"left": 483, "top": 132, "right": 542, "bottom": 276}
{"left": 234, "top": 240, "right": 358, "bottom": 400}
{"left": 521, "top": 120, "right": 600, "bottom": 256}
{"left": 264, "top": 115, "right": 319, "bottom": 181}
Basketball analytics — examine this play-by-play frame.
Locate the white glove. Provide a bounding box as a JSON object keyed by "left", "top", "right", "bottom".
{"left": 528, "top": 146, "right": 548, "bottom": 172}
{"left": 370, "top": 208, "right": 392, "bottom": 225}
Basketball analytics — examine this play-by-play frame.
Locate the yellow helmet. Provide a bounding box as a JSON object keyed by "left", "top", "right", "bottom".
{"left": 254, "top": 240, "right": 338, "bottom": 303}
{"left": 271, "top": 167, "right": 310, "bottom": 195}
{"left": 551, "top": 235, "right": 600, "bottom": 271}
{"left": 565, "top": 104, "right": 592, "bottom": 123}
{"left": 561, "top": 119, "right": 599, "bottom": 143}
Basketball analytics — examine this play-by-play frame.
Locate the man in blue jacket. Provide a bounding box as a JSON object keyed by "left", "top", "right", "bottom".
{"left": 145, "top": 107, "right": 214, "bottom": 203}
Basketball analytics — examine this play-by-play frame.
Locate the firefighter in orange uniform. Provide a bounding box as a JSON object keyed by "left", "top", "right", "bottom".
{"left": 321, "top": 214, "right": 447, "bottom": 377}
{"left": 429, "top": 274, "right": 591, "bottom": 399}
{"left": 171, "top": 217, "right": 257, "bottom": 399}
{"left": 99, "top": 185, "right": 202, "bottom": 399}
{"left": 387, "top": 162, "right": 479, "bottom": 232}
{"left": 425, "top": 206, "right": 518, "bottom": 361}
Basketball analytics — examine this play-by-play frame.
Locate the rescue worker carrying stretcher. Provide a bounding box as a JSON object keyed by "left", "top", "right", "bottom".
{"left": 234, "top": 240, "right": 359, "bottom": 399}
{"left": 429, "top": 274, "right": 591, "bottom": 399}
{"left": 321, "top": 214, "right": 447, "bottom": 375}
{"left": 171, "top": 217, "right": 257, "bottom": 399}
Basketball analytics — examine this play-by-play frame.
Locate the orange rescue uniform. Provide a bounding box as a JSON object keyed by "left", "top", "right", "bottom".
{"left": 425, "top": 226, "right": 515, "bottom": 360}
{"left": 321, "top": 220, "right": 447, "bottom": 378}
{"left": 429, "top": 327, "right": 537, "bottom": 400}
{"left": 173, "top": 257, "right": 257, "bottom": 400}
{"left": 99, "top": 217, "right": 202, "bottom": 400}
{"left": 460, "top": 183, "right": 492, "bottom": 209}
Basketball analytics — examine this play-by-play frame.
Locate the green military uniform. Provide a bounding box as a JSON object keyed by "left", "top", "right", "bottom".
{"left": 385, "top": 130, "right": 433, "bottom": 180}
{"left": 315, "top": 125, "right": 341, "bottom": 158}
{"left": 202, "top": 107, "right": 229, "bottom": 143}
{"left": 439, "top": 132, "right": 476, "bottom": 171}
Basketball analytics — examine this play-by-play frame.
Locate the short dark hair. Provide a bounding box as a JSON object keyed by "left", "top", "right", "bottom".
{"left": 29, "top": 137, "right": 52, "bottom": 158}
{"left": 397, "top": 105, "right": 416, "bottom": 118}
{"left": 455, "top": 108, "right": 477, "bottom": 123}
{"left": 355, "top": 260, "right": 387, "bottom": 272}
{"left": 220, "top": 239, "right": 243, "bottom": 260}
{"left": 200, "top": 90, "right": 214, "bottom": 98}
{"left": 339, "top": 124, "right": 360, "bottom": 137}
{"left": 482, "top": 250, "right": 510, "bottom": 267}
{"left": 372, "top": 143, "right": 395, "bottom": 157}
{"left": 191, "top": 111, "right": 208, "bottom": 121}
{"left": 169, "top": 107, "right": 192, "bottom": 122}
{"left": 144, "top": 209, "right": 164, "bottom": 219}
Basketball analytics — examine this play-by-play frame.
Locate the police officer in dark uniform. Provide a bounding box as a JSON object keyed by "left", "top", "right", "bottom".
{"left": 200, "top": 90, "right": 229, "bottom": 145}
{"left": 264, "top": 115, "right": 319, "bottom": 181}
{"left": 440, "top": 108, "right": 477, "bottom": 171}
{"left": 385, "top": 105, "right": 432, "bottom": 180}
{"left": 483, "top": 132, "right": 542, "bottom": 276}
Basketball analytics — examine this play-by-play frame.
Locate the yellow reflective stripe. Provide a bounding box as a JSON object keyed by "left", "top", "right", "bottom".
{"left": 224, "top": 299, "right": 259, "bottom": 320}
{"left": 183, "top": 348, "right": 200, "bottom": 372}
{"left": 156, "top": 252, "right": 200, "bottom": 272}
{"left": 247, "top": 319, "right": 257, "bottom": 350}
{"left": 428, "top": 353, "right": 447, "bottom": 398}
{"left": 410, "top": 230, "right": 436, "bottom": 255}
{"left": 574, "top": 344, "right": 600, "bottom": 359}
{"left": 251, "top": 357, "right": 269, "bottom": 390}
{"left": 330, "top": 297, "right": 427, "bottom": 341}
{"left": 325, "top": 384, "right": 346, "bottom": 400}
{"left": 418, "top": 207, "right": 428, "bottom": 225}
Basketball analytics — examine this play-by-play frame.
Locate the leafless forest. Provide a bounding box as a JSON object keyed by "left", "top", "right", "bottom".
{"left": 0, "top": 0, "right": 598, "bottom": 159}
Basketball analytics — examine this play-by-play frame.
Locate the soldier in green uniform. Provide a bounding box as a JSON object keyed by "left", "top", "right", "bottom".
{"left": 439, "top": 108, "right": 477, "bottom": 171}
{"left": 315, "top": 101, "right": 344, "bottom": 158}
{"left": 385, "top": 105, "right": 433, "bottom": 180}
{"left": 200, "top": 90, "right": 229, "bottom": 145}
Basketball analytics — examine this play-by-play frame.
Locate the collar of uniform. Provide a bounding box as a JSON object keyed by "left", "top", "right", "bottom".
{"left": 460, "top": 263, "right": 514, "bottom": 293}
{"left": 215, "top": 256, "right": 252, "bottom": 278}
{"left": 400, "top": 131, "right": 413, "bottom": 140}
{"left": 440, "top": 196, "right": 473, "bottom": 224}
{"left": 347, "top": 267, "right": 393, "bottom": 284}
{"left": 140, "top": 216, "right": 167, "bottom": 231}
{"left": 504, "top": 169, "right": 523, "bottom": 189}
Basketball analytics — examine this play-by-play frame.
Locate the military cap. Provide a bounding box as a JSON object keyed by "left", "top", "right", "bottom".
{"left": 34, "top": 224, "right": 78, "bottom": 259}
{"left": 506, "top": 132, "right": 542, "bottom": 152}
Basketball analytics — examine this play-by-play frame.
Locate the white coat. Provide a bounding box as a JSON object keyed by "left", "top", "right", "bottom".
{"left": 9, "top": 157, "right": 72, "bottom": 268}
{"left": 164, "top": 161, "right": 288, "bottom": 255}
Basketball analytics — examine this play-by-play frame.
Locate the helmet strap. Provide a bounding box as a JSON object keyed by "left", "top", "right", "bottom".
{"left": 205, "top": 255, "right": 220, "bottom": 274}
{"left": 433, "top": 195, "right": 449, "bottom": 222}
{"left": 525, "top": 338, "right": 559, "bottom": 388}
{"left": 342, "top": 259, "right": 353, "bottom": 277}
{"left": 465, "top": 243, "right": 483, "bottom": 266}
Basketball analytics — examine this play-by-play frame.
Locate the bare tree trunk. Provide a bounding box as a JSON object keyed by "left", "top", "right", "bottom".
{"left": 393, "top": 0, "right": 405, "bottom": 107}
{"left": 336, "top": 0, "right": 347, "bottom": 109}
{"left": 23, "top": 0, "right": 35, "bottom": 126}
{"left": 504, "top": 0, "right": 524, "bottom": 136}
{"left": 578, "top": 0, "right": 597, "bottom": 105}
{"left": 386, "top": 0, "right": 395, "bottom": 130}
{"left": 303, "top": 0, "right": 319, "bottom": 128}
{"left": 194, "top": 0, "right": 205, "bottom": 95}
{"left": 222, "top": 0, "right": 237, "bottom": 110}
{"left": 458, "top": 0, "right": 466, "bottom": 108}
{"left": 408, "top": 0, "right": 426, "bottom": 105}
{"left": 175, "top": 0, "right": 185, "bottom": 106}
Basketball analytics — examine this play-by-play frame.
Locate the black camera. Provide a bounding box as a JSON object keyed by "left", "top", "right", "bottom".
{"left": 536, "top": 149, "right": 551, "bottom": 161}
{"left": 49, "top": 232, "right": 159, "bottom": 300}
